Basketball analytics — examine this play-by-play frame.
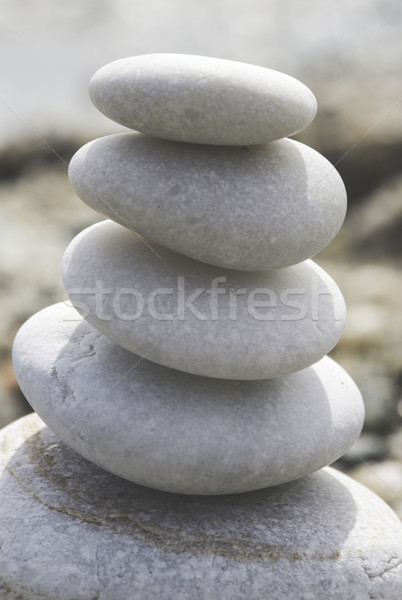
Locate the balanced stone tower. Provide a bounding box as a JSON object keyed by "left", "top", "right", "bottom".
{"left": 5, "top": 55, "right": 402, "bottom": 598}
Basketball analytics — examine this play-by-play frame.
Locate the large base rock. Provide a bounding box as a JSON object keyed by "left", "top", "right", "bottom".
{"left": 0, "top": 414, "right": 401, "bottom": 599}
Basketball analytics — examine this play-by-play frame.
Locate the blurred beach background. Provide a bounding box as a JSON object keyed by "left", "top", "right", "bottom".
{"left": 1, "top": 0, "right": 402, "bottom": 514}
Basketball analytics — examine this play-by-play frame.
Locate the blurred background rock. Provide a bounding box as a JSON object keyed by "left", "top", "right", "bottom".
{"left": 1, "top": 0, "right": 401, "bottom": 515}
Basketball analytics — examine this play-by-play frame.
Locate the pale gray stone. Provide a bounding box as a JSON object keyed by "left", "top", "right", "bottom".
{"left": 69, "top": 134, "right": 346, "bottom": 271}
{"left": 89, "top": 53, "right": 317, "bottom": 145}
{"left": 12, "top": 303, "right": 364, "bottom": 494}
{"left": 1, "top": 414, "right": 401, "bottom": 599}
{"left": 62, "top": 221, "right": 346, "bottom": 379}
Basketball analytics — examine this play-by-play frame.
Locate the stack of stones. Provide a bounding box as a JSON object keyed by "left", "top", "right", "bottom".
{"left": 5, "top": 55, "right": 402, "bottom": 598}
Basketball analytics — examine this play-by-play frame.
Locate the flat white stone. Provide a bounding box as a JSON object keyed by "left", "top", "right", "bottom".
{"left": 89, "top": 54, "right": 317, "bottom": 145}
{"left": 1, "top": 414, "right": 401, "bottom": 599}
{"left": 12, "top": 302, "right": 364, "bottom": 494}
{"left": 69, "top": 134, "right": 346, "bottom": 271}
{"left": 62, "top": 221, "right": 346, "bottom": 379}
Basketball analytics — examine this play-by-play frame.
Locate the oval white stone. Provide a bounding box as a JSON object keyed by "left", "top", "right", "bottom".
{"left": 62, "top": 221, "right": 346, "bottom": 380}
{"left": 89, "top": 54, "right": 317, "bottom": 145}
{"left": 69, "top": 134, "right": 346, "bottom": 271}
{"left": 1, "top": 414, "right": 401, "bottom": 599}
{"left": 12, "top": 303, "right": 364, "bottom": 494}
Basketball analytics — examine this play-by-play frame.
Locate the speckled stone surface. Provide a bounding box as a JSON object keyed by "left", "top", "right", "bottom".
{"left": 89, "top": 53, "right": 317, "bottom": 146}
{"left": 61, "top": 221, "right": 346, "bottom": 380}
{"left": 68, "top": 134, "right": 346, "bottom": 271}
{"left": 1, "top": 414, "right": 401, "bottom": 600}
{"left": 12, "top": 303, "right": 363, "bottom": 494}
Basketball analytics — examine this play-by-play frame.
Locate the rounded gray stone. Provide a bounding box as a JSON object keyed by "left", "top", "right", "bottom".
{"left": 68, "top": 134, "right": 346, "bottom": 271}
{"left": 12, "top": 302, "right": 364, "bottom": 495}
{"left": 89, "top": 54, "right": 317, "bottom": 145}
{"left": 62, "top": 220, "right": 346, "bottom": 380}
{"left": 1, "top": 414, "right": 401, "bottom": 599}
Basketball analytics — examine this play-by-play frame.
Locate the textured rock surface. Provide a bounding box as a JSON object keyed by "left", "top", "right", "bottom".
{"left": 89, "top": 53, "right": 317, "bottom": 145}
{"left": 0, "top": 414, "right": 401, "bottom": 600}
{"left": 69, "top": 133, "right": 346, "bottom": 271}
{"left": 62, "top": 221, "right": 346, "bottom": 379}
{"left": 12, "top": 303, "right": 363, "bottom": 494}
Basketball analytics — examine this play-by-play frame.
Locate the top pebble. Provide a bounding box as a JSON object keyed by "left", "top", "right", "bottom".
{"left": 89, "top": 54, "right": 317, "bottom": 145}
